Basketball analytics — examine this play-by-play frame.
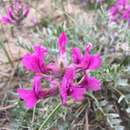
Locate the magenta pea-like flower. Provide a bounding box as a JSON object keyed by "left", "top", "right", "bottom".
{"left": 58, "top": 32, "right": 68, "bottom": 55}
{"left": 117, "top": 0, "right": 128, "bottom": 8}
{"left": 79, "top": 75, "right": 101, "bottom": 91}
{"left": 109, "top": 0, "right": 130, "bottom": 24}
{"left": 48, "top": 32, "right": 69, "bottom": 73}
{"left": 123, "top": 7, "right": 130, "bottom": 23}
{"left": 17, "top": 75, "right": 58, "bottom": 109}
{"left": 17, "top": 76, "right": 48, "bottom": 109}
{"left": 60, "top": 67, "right": 86, "bottom": 105}
{"left": 0, "top": 0, "right": 29, "bottom": 25}
{"left": 22, "top": 44, "right": 48, "bottom": 73}
{"left": 17, "top": 32, "right": 102, "bottom": 109}
{"left": 60, "top": 67, "right": 101, "bottom": 105}
{"left": 72, "top": 43, "right": 102, "bottom": 71}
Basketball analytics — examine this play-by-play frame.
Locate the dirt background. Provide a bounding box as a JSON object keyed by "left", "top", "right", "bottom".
{"left": 0, "top": 0, "right": 97, "bottom": 129}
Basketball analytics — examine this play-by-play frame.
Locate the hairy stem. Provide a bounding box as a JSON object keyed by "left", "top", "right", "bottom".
{"left": 38, "top": 103, "right": 61, "bottom": 130}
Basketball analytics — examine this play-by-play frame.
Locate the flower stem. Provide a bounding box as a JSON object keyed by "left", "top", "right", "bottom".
{"left": 38, "top": 103, "right": 61, "bottom": 130}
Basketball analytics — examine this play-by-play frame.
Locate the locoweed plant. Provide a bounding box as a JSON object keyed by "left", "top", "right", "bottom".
{"left": 17, "top": 32, "right": 102, "bottom": 109}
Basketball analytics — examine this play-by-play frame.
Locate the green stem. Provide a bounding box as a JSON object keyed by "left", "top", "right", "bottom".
{"left": 38, "top": 103, "right": 61, "bottom": 130}
{"left": 31, "top": 106, "right": 36, "bottom": 123}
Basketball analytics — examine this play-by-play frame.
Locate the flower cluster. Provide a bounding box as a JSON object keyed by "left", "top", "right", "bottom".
{"left": 109, "top": 0, "right": 130, "bottom": 24}
{"left": 0, "top": 0, "right": 29, "bottom": 25}
{"left": 17, "top": 32, "right": 102, "bottom": 109}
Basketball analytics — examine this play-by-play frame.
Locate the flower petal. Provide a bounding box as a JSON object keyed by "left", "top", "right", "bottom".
{"left": 22, "top": 54, "right": 42, "bottom": 73}
{"left": 33, "top": 44, "right": 48, "bottom": 56}
{"left": 8, "top": 6, "right": 16, "bottom": 21}
{"left": 88, "top": 54, "right": 102, "bottom": 70}
{"left": 81, "top": 76, "right": 101, "bottom": 91}
{"left": 22, "top": 45, "right": 48, "bottom": 73}
{"left": 60, "top": 67, "right": 75, "bottom": 104}
{"left": 33, "top": 75, "right": 42, "bottom": 95}
{"left": 72, "top": 47, "right": 82, "bottom": 64}
{"left": 17, "top": 88, "right": 37, "bottom": 109}
{"left": 58, "top": 32, "right": 68, "bottom": 54}
{"left": 23, "top": 5, "right": 30, "bottom": 17}
{"left": 85, "top": 43, "right": 93, "bottom": 54}
{"left": 117, "top": 0, "right": 128, "bottom": 6}
{"left": 72, "top": 87, "right": 86, "bottom": 101}
{"left": 0, "top": 16, "right": 13, "bottom": 24}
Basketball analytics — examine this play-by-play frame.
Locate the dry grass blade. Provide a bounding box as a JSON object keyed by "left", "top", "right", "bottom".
{"left": 84, "top": 110, "right": 89, "bottom": 130}
{"left": 0, "top": 102, "right": 18, "bottom": 111}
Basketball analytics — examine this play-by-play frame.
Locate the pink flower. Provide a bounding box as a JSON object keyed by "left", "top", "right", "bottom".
{"left": 60, "top": 66, "right": 101, "bottom": 105}
{"left": 72, "top": 43, "right": 102, "bottom": 71}
{"left": 117, "top": 0, "right": 128, "bottom": 8}
{"left": 122, "top": 6, "right": 130, "bottom": 22}
{"left": 58, "top": 32, "right": 68, "bottom": 55}
{"left": 48, "top": 32, "right": 69, "bottom": 73}
{"left": 22, "top": 44, "right": 48, "bottom": 73}
{"left": 109, "top": 0, "right": 130, "bottom": 24}
{"left": 80, "top": 76, "right": 101, "bottom": 91}
{"left": 108, "top": 6, "right": 119, "bottom": 22}
{"left": 17, "top": 75, "right": 58, "bottom": 109}
{"left": 60, "top": 67, "right": 86, "bottom": 104}
{"left": 80, "top": 53, "right": 102, "bottom": 71}
{"left": 72, "top": 47, "right": 83, "bottom": 64}
{"left": 1, "top": 6, "right": 15, "bottom": 25}
{"left": 0, "top": 0, "right": 29, "bottom": 25}
{"left": 17, "top": 32, "right": 102, "bottom": 109}
{"left": 17, "top": 76, "right": 48, "bottom": 109}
